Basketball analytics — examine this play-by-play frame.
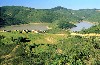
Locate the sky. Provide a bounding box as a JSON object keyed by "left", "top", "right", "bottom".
{"left": 0, "top": 0, "right": 100, "bottom": 10}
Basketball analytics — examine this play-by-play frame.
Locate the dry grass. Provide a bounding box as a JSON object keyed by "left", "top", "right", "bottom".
{"left": 0, "top": 32, "right": 68, "bottom": 44}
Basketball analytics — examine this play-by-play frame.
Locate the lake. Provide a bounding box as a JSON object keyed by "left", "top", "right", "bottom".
{"left": 0, "top": 23, "right": 49, "bottom": 31}
{"left": 71, "top": 21, "right": 94, "bottom": 31}
{"left": 0, "top": 22, "right": 94, "bottom": 31}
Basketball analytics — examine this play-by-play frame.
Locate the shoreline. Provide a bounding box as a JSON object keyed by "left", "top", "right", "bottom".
{"left": 0, "top": 23, "right": 51, "bottom": 31}
{"left": 82, "top": 20, "right": 99, "bottom": 25}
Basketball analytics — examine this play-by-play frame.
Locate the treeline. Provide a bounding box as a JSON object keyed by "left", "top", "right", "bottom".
{"left": 73, "top": 9, "right": 100, "bottom": 22}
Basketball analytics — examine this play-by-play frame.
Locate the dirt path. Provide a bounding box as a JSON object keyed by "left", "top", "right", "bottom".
{"left": 52, "top": 33, "right": 100, "bottom": 37}
{"left": 1, "top": 45, "right": 20, "bottom": 59}
{"left": 55, "top": 34, "right": 66, "bottom": 36}
{"left": 71, "top": 33, "right": 100, "bottom": 37}
{"left": 45, "top": 37, "right": 54, "bottom": 43}
{"left": 54, "top": 33, "right": 100, "bottom": 37}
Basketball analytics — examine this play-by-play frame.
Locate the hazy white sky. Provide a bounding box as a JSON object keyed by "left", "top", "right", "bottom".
{"left": 0, "top": 0, "right": 100, "bottom": 9}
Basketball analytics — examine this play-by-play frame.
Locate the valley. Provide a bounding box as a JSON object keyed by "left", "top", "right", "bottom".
{"left": 0, "top": 6, "right": 100, "bottom": 65}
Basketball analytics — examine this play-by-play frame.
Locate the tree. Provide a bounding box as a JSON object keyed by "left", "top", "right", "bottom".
{"left": 58, "top": 21, "right": 76, "bottom": 29}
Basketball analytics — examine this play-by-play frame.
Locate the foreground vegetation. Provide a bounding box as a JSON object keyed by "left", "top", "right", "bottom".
{"left": 0, "top": 32, "right": 100, "bottom": 65}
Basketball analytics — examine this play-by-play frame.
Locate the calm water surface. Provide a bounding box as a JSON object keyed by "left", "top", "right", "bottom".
{"left": 71, "top": 21, "right": 94, "bottom": 31}
{"left": 0, "top": 22, "right": 94, "bottom": 31}
{"left": 0, "top": 24, "right": 48, "bottom": 31}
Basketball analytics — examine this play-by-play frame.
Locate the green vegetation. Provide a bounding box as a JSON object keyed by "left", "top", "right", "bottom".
{"left": 0, "top": 6, "right": 100, "bottom": 65}
{"left": 58, "top": 21, "right": 76, "bottom": 29}
{"left": 72, "top": 9, "right": 100, "bottom": 22}
{"left": 1, "top": 6, "right": 100, "bottom": 28}
{"left": 81, "top": 24, "right": 100, "bottom": 33}
{"left": 0, "top": 32, "right": 100, "bottom": 65}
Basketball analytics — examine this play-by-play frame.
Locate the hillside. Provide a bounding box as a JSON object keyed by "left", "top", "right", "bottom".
{"left": 1, "top": 6, "right": 100, "bottom": 28}
{"left": 0, "top": 32, "right": 100, "bottom": 65}
{"left": 0, "top": 6, "right": 78, "bottom": 27}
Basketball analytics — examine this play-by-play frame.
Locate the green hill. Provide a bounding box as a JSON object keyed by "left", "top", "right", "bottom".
{"left": 0, "top": 6, "right": 81, "bottom": 27}
{"left": 0, "top": 6, "right": 100, "bottom": 29}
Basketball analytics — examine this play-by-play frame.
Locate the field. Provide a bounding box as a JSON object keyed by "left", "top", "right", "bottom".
{"left": 0, "top": 32, "right": 68, "bottom": 44}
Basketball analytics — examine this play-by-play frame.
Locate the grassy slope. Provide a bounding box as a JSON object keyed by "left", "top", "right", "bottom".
{"left": 0, "top": 32, "right": 100, "bottom": 65}
{"left": 0, "top": 32, "right": 68, "bottom": 44}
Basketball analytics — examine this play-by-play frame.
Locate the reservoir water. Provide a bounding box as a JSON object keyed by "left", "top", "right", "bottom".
{"left": 71, "top": 21, "right": 94, "bottom": 31}
{"left": 0, "top": 22, "right": 94, "bottom": 31}
{"left": 0, "top": 23, "right": 48, "bottom": 31}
